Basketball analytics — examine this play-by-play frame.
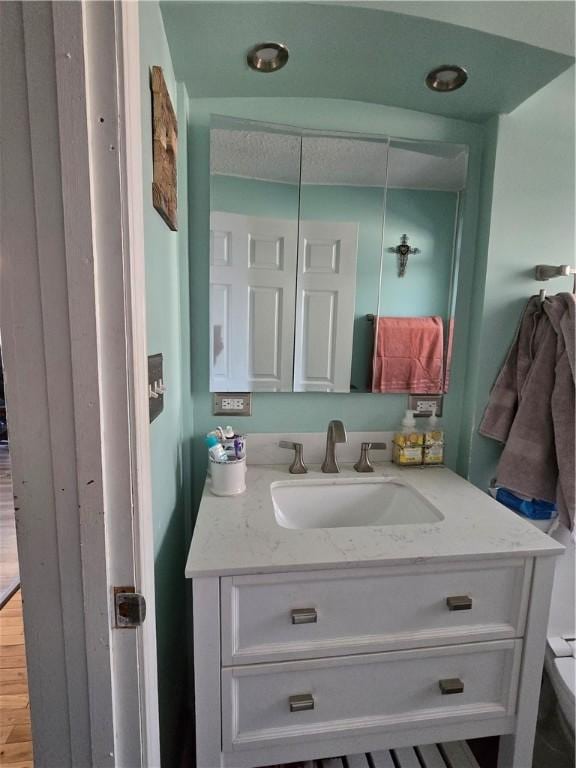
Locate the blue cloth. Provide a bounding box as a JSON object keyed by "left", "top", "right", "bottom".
{"left": 496, "top": 487, "right": 557, "bottom": 520}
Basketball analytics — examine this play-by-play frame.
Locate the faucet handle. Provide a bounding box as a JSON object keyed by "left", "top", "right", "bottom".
{"left": 279, "top": 441, "right": 308, "bottom": 474}
{"left": 354, "top": 442, "right": 388, "bottom": 473}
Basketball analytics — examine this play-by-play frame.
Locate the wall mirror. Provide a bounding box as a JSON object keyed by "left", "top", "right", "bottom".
{"left": 209, "top": 117, "right": 468, "bottom": 394}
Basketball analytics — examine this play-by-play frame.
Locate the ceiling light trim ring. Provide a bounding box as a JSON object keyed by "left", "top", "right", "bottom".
{"left": 426, "top": 65, "right": 468, "bottom": 93}
{"left": 247, "top": 42, "right": 290, "bottom": 73}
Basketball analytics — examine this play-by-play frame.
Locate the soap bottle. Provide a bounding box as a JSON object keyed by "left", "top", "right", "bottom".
{"left": 423, "top": 406, "right": 444, "bottom": 465}
{"left": 392, "top": 410, "right": 423, "bottom": 466}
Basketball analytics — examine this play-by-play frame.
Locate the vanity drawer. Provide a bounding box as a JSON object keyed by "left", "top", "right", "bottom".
{"left": 221, "top": 639, "right": 522, "bottom": 751}
{"left": 221, "top": 559, "right": 532, "bottom": 664}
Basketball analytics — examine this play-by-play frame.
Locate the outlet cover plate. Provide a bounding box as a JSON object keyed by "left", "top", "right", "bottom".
{"left": 408, "top": 394, "right": 443, "bottom": 418}
{"left": 213, "top": 392, "right": 252, "bottom": 416}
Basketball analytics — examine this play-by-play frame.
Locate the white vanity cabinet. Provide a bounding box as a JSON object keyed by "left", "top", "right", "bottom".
{"left": 187, "top": 465, "right": 562, "bottom": 768}
{"left": 193, "top": 556, "right": 556, "bottom": 768}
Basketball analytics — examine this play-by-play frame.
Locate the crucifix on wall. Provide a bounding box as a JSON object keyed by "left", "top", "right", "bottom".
{"left": 389, "top": 234, "right": 420, "bottom": 277}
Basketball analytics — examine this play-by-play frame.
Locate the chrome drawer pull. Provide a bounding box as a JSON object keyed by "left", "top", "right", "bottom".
{"left": 439, "top": 678, "right": 464, "bottom": 695}
{"left": 289, "top": 693, "right": 315, "bottom": 712}
{"left": 446, "top": 595, "right": 472, "bottom": 611}
{"left": 291, "top": 608, "right": 317, "bottom": 625}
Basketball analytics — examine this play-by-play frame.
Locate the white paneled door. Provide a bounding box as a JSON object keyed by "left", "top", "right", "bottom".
{"left": 294, "top": 221, "right": 359, "bottom": 392}
{"left": 210, "top": 212, "right": 298, "bottom": 392}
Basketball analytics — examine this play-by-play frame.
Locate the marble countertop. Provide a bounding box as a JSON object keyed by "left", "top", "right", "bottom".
{"left": 185, "top": 463, "right": 563, "bottom": 578}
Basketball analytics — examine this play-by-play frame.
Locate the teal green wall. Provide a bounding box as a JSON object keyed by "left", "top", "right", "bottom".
{"left": 465, "top": 66, "right": 575, "bottom": 490}
{"left": 456, "top": 115, "right": 499, "bottom": 480}
{"left": 139, "top": 3, "right": 192, "bottom": 765}
{"left": 212, "top": 174, "right": 299, "bottom": 218}
{"left": 189, "top": 97, "right": 486, "bottom": 502}
{"left": 381, "top": 189, "right": 458, "bottom": 317}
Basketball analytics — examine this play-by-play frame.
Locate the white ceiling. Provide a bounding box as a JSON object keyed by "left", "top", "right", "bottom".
{"left": 210, "top": 129, "right": 301, "bottom": 184}
{"left": 301, "top": 137, "right": 389, "bottom": 186}
{"left": 211, "top": 129, "right": 468, "bottom": 190}
{"left": 328, "top": 1, "right": 575, "bottom": 56}
{"left": 388, "top": 144, "right": 468, "bottom": 191}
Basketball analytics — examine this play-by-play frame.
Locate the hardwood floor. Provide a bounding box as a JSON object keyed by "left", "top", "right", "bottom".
{"left": 0, "top": 591, "right": 32, "bottom": 767}
{"left": 0, "top": 445, "right": 19, "bottom": 606}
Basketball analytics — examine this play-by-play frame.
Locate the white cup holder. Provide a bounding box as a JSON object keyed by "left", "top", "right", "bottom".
{"left": 209, "top": 456, "right": 247, "bottom": 497}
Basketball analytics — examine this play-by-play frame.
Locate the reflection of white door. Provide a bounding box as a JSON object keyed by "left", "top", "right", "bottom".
{"left": 210, "top": 212, "right": 297, "bottom": 391}
{"left": 294, "top": 221, "right": 359, "bottom": 392}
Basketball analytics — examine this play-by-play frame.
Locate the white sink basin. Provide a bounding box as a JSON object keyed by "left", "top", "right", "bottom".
{"left": 271, "top": 477, "right": 444, "bottom": 530}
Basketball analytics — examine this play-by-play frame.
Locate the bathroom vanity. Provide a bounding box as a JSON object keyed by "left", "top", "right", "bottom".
{"left": 186, "top": 462, "right": 563, "bottom": 768}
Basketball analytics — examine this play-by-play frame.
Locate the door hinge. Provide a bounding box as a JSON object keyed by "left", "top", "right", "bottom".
{"left": 114, "top": 586, "right": 146, "bottom": 628}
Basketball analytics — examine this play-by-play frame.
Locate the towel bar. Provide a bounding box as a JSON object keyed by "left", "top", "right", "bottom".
{"left": 535, "top": 264, "right": 576, "bottom": 281}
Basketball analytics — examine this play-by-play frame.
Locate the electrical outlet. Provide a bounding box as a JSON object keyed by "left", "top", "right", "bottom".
{"left": 213, "top": 392, "right": 252, "bottom": 416}
{"left": 408, "top": 394, "right": 443, "bottom": 418}
{"left": 221, "top": 398, "right": 240, "bottom": 410}
{"left": 415, "top": 400, "right": 434, "bottom": 413}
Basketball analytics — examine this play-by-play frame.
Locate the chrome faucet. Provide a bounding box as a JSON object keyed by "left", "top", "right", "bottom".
{"left": 321, "top": 420, "right": 347, "bottom": 473}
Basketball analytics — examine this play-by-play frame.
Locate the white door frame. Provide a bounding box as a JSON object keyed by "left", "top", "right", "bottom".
{"left": 0, "top": 2, "right": 159, "bottom": 766}
{"left": 118, "top": 2, "right": 162, "bottom": 763}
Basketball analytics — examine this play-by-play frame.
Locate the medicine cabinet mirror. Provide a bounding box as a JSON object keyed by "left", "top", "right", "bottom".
{"left": 209, "top": 117, "right": 468, "bottom": 394}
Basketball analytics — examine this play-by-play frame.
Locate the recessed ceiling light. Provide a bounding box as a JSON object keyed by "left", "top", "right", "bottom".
{"left": 425, "top": 65, "right": 468, "bottom": 92}
{"left": 247, "top": 42, "right": 289, "bottom": 73}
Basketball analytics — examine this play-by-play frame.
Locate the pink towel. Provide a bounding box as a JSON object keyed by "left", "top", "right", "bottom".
{"left": 371, "top": 316, "right": 444, "bottom": 393}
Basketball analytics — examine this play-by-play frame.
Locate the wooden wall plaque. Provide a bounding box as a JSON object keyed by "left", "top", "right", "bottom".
{"left": 151, "top": 66, "right": 178, "bottom": 231}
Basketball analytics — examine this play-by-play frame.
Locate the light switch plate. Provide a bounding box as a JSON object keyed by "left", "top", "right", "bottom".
{"left": 213, "top": 392, "right": 252, "bottom": 416}
{"left": 408, "top": 394, "right": 443, "bottom": 418}
{"left": 148, "top": 353, "right": 164, "bottom": 423}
